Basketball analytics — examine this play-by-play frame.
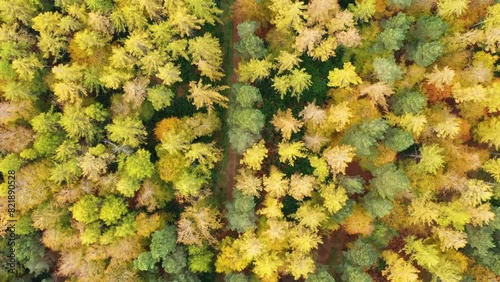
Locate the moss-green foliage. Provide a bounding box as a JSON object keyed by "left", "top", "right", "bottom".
{"left": 387, "top": 0, "right": 412, "bottom": 9}
{"left": 233, "top": 84, "right": 263, "bottom": 108}
{"left": 370, "top": 163, "right": 411, "bottom": 200}
{"left": 226, "top": 190, "right": 256, "bottom": 233}
{"left": 305, "top": 265, "right": 336, "bottom": 282}
{"left": 15, "top": 235, "right": 50, "bottom": 276}
{"left": 16, "top": 214, "right": 36, "bottom": 235}
{"left": 363, "top": 190, "right": 394, "bottom": 218}
{"left": 228, "top": 108, "right": 265, "bottom": 153}
{"left": 373, "top": 13, "right": 413, "bottom": 53}
{"left": 235, "top": 33, "right": 267, "bottom": 60}
{"left": 151, "top": 226, "right": 178, "bottom": 261}
{"left": 384, "top": 127, "right": 414, "bottom": 152}
{"left": 412, "top": 15, "right": 448, "bottom": 42}
{"left": 134, "top": 252, "right": 157, "bottom": 272}
{"left": 226, "top": 273, "right": 250, "bottom": 282}
{"left": 466, "top": 207, "right": 500, "bottom": 274}
{"left": 340, "top": 264, "right": 373, "bottom": 282}
{"left": 343, "top": 119, "right": 389, "bottom": 156}
{"left": 162, "top": 246, "right": 188, "bottom": 275}
{"left": 339, "top": 176, "right": 365, "bottom": 195}
{"left": 390, "top": 90, "right": 427, "bottom": 115}
{"left": 411, "top": 41, "right": 444, "bottom": 67}
{"left": 188, "top": 245, "right": 214, "bottom": 273}
{"left": 373, "top": 57, "right": 403, "bottom": 84}
{"left": 344, "top": 240, "right": 379, "bottom": 267}
{"left": 124, "top": 148, "right": 155, "bottom": 180}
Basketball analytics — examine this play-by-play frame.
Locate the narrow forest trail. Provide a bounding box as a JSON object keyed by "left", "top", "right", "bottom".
{"left": 224, "top": 19, "right": 242, "bottom": 202}
{"left": 218, "top": 0, "right": 240, "bottom": 203}
{"left": 214, "top": 1, "right": 238, "bottom": 281}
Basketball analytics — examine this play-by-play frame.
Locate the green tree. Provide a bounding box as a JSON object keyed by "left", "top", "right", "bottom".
{"left": 373, "top": 13, "right": 413, "bottom": 52}
{"left": 226, "top": 190, "right": 257, "bottom": 233}
{"left": 373, "top": 57, "right": 403, "bottom": 85}
{"left": 387, "top": 0, "right": 412, "bottom": 9}
{"left": 363, "top": 190, "right": 394, "bottom": 218}
{"left": 188, "top": 245, "right": 213, "bottom": 273}
{"left": 225, "top": 273, "right": 250, "bottom": 282}
{"left": 134, "top": 252, "right": 157, "bottom": 271}
{"left": 384, "top": 127, "right": 414, "bottom": 152}
{"left": 305, "top": 265, "right": 336, "bottom": 282}
{"left": 343, "top": 119, "right": 389, "bottom": 156}
{"left": 14, "top": 235, "right": 50, "bottom": 276}
{"left": 99, "top": 195, "right": 128, "bottom": 225}
{"left": 410, "top": 41, "right": 444, "bottom": 67}
{"left": 235, "top": 21, "right": 267, "bottom": 59}
{"left": 344, "top": 240, "right": 378, "bottom": 268}
{"left": 412, "top": 15, "right": 448, "bottom": 41}
{"left": 233, "top": 84, "right": 262, "bottom": 108}
{"left": 370, "top": 163, "right": 411, "bottom": 200}
{"left": 106, "top": 116, "right": 147, "bottom": 148}
{"left": 70, "top": 195, "right": 101, "bottom": 224}
{"left": 228, "top": 108, "right": 265, "bottom": 153}
{"left": 137, "top": 226, "right": 169, "bottom": 257}
{"left": 390, "top": 90, "right": 427, "bottom": 115}
{"left": 162, "top": 246, "right": 188, "bottom": 275}
{"left": 123, "top": 149, "right": 155, "bottom": 180}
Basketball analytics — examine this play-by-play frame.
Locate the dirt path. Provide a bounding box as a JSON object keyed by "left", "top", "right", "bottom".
{"left": 224, "top": 9, "right": 242, "bottom": 201}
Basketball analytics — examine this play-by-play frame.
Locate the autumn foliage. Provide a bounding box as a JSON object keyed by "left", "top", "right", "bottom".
{"left": 0, "top": 0, "right": 499, "bottom": 281}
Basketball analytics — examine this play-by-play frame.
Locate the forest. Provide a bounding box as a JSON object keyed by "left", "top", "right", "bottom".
{"left": 0, "top": 0, "right": 499, "bottom": 281}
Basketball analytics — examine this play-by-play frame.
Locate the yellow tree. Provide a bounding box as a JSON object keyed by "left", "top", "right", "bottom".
{"left": 324, "top": 101, "right": 353, "bottom": 132}
{"left": 320, "top": 183, "right": 348, "bottom": 214}
{"left": 359, "top": 82, "right": 394, "bottom": 110}
{"left": 299, "top": 102, "right": 327, "bottom": 127}
{"left": 327, "top": 62, "right": 362, "bottom": 89}
{"left": 271, "top": 108, "right": 303, "bottom": 141}
{"left": 289, "top": 173, "right": 316, "bottom": 200}
{"left": 322, "top": 145, "right": 355, "bottom": 176}
{"left": 187, "top": 80, "right": 229, "bottom": 111}
{"left": 241, "top": 140, "right": 268, "bottom": 171}
{"left": 381, "top": 250, "right": 421, "bottom": 282}
{"left": 263, "top": 166, "right": 289, "bottom": 198}
{"left": 188, "top": 33, "right": 224, "bottom": 81}
{"left": 235, "top": 168, "right": 263, "bottom": 197}
{"left": 177, "top": 205, "right": 222, "bottom": 246}
{"left": 238, "top": 58, "right": 273, "bottom": 83}
{"left": 278, "top": 141, "right": 307, "bottom": 165}
{"left": 293, "top": 202, "right": 327, "bottom": 230}
{"left": 269, "top": 0, "right": 307, "bottom": 32}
